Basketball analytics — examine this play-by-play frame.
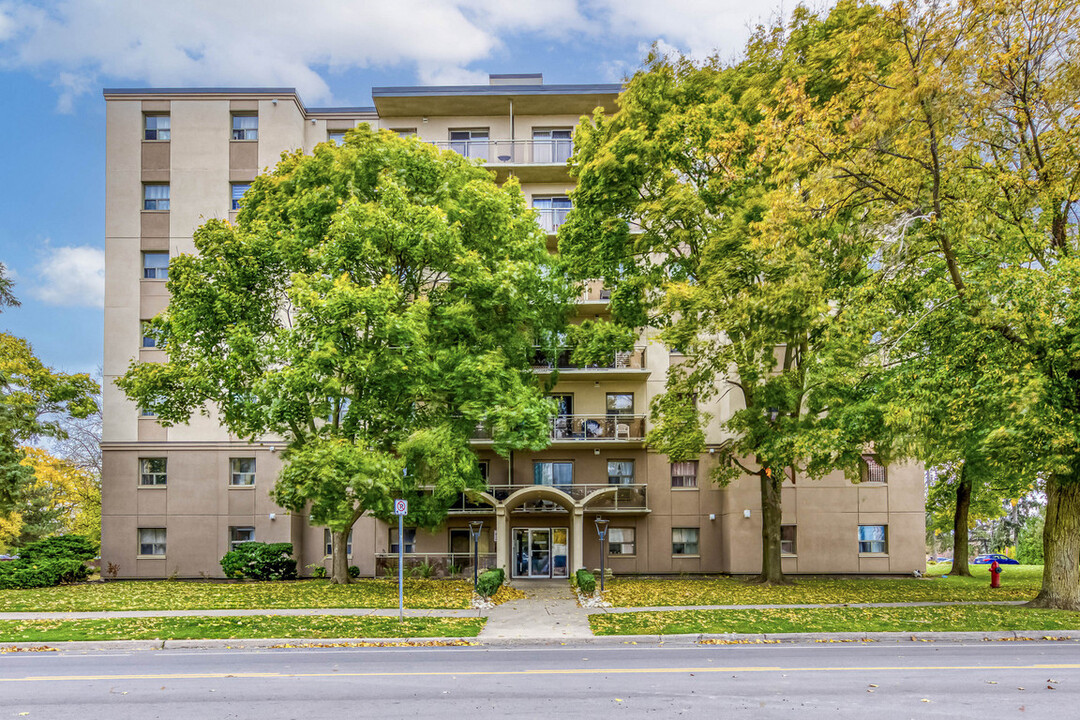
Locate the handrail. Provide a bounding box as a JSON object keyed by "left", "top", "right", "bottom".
{"left": 532, "top": 345, "right": 646, "bottom": 371}
{"left": 429, "top": 138, "right": 574, "bottom": 165}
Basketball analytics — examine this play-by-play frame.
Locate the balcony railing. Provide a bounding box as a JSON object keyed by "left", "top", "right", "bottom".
{"left": 476, "top": 483, "right": 648, "bottom": 511}
{"left": 471, "top": 414, "right": 646, "bottom": 442}
{"left": 430, "top": 139, "right": 573, "bottom": 165}
{"left": 373, "top": 552, "right": 496, "bottom": 578}
{"left": 532, "top": 346, "right": 646, "bottom": 372}
{"left": 534, "top": 206, "right": 570, "bottom": 233}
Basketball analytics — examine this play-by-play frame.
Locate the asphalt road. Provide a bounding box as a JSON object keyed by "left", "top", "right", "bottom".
{"left": 1, "top": 641, "right": 1077, "bottom": 718}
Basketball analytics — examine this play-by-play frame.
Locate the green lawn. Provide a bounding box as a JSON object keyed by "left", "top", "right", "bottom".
{"left": 0, "top": 615, "right": 484, "bottom": 642}
{"left": 590, "top": 604, "right": 1080, "bottom": 636}
{"left": 603, "top": 565, "right": 1044, "bottom": 607}
{"left": 0, "top": 579, "right": 473, "bottom": 612}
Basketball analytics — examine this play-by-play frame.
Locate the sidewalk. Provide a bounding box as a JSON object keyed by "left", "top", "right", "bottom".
{"left": 479, "top": 580, "right": 592, "bottom": 640}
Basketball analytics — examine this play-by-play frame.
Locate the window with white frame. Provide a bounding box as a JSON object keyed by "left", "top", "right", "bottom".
{"left": 327, "top": 130, "right": 348, "bottom": 145}
{"left": 606, "top": 392, "right": 634, "bottom": 416}
{"left": 531, "top": 196, "right": 571, "bottom": 233}
{"left": 229, "top": 458, "right": 256, "bottom": 486}
{"left": 781, "top": 524, "right": 797, "bottom": 555}
{"left": 858, "top": 525, "right": 887, "bottom": 554}
{"left": 532, "top": 128, "right": 573, "bottom": 163}
{"left": 672, "top": 527, "right": 699, "bottom": 556}
{"left": 671, "top": 461, "right": 698, "bottom": 488}
{"left": 139, "top": 458, "right": 167, "bottom": 486}
{"left": 231, "top": 113, "right": 258, "bottom": 140}
{"left": 229, "top": 526, "right": 255, "bottom": 550}
{"left": 143, "top": 184, "right": 169, "bottom": 210}
{"left": 231, "top": 183, "right": 251, "bottom": 211}
{"left": 324, "top": 529, "right": 353, "bottom": 556}
{"left": 138, "top": 527, "right": 166, "bottom": 556}
{"left": 144, "top": 114, "right": 170, "bottom": 141}
{"left": 533, "top": 460, "right": 572, "bottom": 487}
{"left": 607, "top": 460, "right": 634, "bottom": 485}
{"left": 449, "top": 128, "right": 489, "bottom": 159}
{"left": 143, "top": 252, "right": 169, "bottom": 280}
{"left": 608, "top": 528, "right": 636, "bottom": 556}
{"left": 859, "top": 454, "right": 887, "bottom": 483}
{"left": 389, "top": 528, "right": 416, "bottom": 553}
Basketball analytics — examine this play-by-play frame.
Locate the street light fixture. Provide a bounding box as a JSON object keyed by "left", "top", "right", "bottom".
{"left": 468, "top": 520, "right": 484, "bottom": 592}
{"left": 594, "top": 517, "right": 610, "bottom": 593}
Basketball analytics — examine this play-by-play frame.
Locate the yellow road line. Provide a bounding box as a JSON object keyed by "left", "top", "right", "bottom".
{"left": 3, "top": 664, "right": 1080, "bottom": 683}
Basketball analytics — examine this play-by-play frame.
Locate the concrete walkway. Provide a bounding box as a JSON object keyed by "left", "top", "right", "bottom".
{"left": 479, "top": 580, "right": 592, "bottom": 640}
{"left": 586, "top": 600, "right": 1028, "bottom": 615}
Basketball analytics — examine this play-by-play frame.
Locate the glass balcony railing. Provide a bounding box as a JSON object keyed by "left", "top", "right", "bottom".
{"left": 430, "top": 139, "right": 573, "bottom": 165}
{"left": 531, "top": 346, "right": 646, "bottom": 371}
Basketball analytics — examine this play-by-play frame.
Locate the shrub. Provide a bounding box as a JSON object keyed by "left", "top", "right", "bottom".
{"left": 410, "top": 561, "right": 435, "bottom": 579}
{"left": 348, "top": 565, "right": 361, "bottom": 578}
{"left": 219, "top": 542, "right": 297, "bottom": 581}
{"left": 575, "top": 569, "right": 596, "bottom": 594}
{"left": 19, "top": 535, "right": 99, "bottom": 563}
{"left": 0, "top": 534, "right": 98, "bottom": 589}
{"left": 476, "top": 568, "right": 504, "bottom": 598}
{"left": 306, "top": 564, "right": 327, "bottom": 578}
{"left": 1017, "top": 514, "right": 1044, "bottom": 565}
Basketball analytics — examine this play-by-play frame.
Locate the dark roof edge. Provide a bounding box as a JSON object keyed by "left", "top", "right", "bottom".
{"left": 371, "top": 83, "right": 622, "bottom": 98}
{"left": 103, "top": 87, "right": 299, "bottom": 95}
{"left": 309, "top": 106, "right": 377, "bottom": 114}
{"left": 488, "top": 73, "right": 543, "bottom": 79}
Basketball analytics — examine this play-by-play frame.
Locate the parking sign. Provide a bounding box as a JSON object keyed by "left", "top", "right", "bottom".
{"left": 393, "top": 499, "right": 408, "bottom": 516}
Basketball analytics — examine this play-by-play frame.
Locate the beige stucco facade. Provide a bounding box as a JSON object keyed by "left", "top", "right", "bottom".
{"left": 101, "top": 76, "right": 925, "bottom": 580}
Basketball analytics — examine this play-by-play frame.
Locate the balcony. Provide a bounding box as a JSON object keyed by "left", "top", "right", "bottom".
{"left": 446, "top": 483, "right": 649, "bottom": 514}
{"left": 471, "top": 414, "right": 647, "bottom": 445}
{"left": 533, "top": 206, "right": 570, "bottom": 234}
{"left": 532, "top": 346, "right": 648, "bottom": 379}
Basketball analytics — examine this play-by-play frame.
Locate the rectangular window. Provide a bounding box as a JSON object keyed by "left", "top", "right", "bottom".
{"left": 478, "top": 460, "right": 490, "bottom": 483}
{"left": 143, "top": 252, "right": 169, "bottom": 280}
{"left": 449, "top": 128, "right": 489, "bottom": 159}
{"left": 860, "top": 454, "right": 887, "bottom": 483}
{"left": 393, "top": 128, "right": 417, "bottom": 138}
{"left": 231, "top": 183, "right": 251, "bottom": 211}
{"left": 389, "top": 528, "right": 416, "bottom": 553}
{"left": 781, "top": 525, "right": 797, "bottom": 555}
{"left": 139, "top": 407, "right": 156, "bottom": 417}
{"left": 143, "top": 183, "right": 169, "bottom": 211}
{"left": 531, "top": 196, "right": 572, "bottom": 233}
{"left": 532, "top": 128, "right": 573, "bottom": 163}
{"left": 672, "top": 527, "right": 699, "bottom": 556}
{"left": 139, "top": 458, "right": 167, "bottom": 486}
{"left": 229, "top": 526, "right": 255, "bottom": 551}
{"left": 232, "top": 113, "right": 258, "bottom": 140}
{"left": 229, "top": 457, "right": 256, "bottom": 486}
{"left": 327, "top": 130, "right": 348, "bottom": 145}
{"left": 608, "top": 528, "right": 636, "bottom": 556}
{"left": 607, "top": 460, "right": 634, "bottom": 485}
{"left": 606, "top": 392, "right": 634, "bottom": 416}
{"left": 533, "top": 460, "right": 573, "bottom": 487}
{"left": 671, "top": 461, "right": 698, "bottom": 488}
{"left": 858, "top": 525, "right": 887, "bottom": 554}
{"left": 144, "top": 114, "right": 170, "bottom": 141}
{"left": 138, "top": 527, "right": 166, "bottom": 556}
{"left": 141, "top": 321, "right": 158, "bottom": 349}
{"left": 323, "top": 528, "right": 353, "bottom": 556}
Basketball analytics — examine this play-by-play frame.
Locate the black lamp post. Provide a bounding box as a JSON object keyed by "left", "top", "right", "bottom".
{"left": 594, "top": 517, "right": 609, "bottom": 593}
{"left": 468, "top": 520, "right": 484, "bottom": 592}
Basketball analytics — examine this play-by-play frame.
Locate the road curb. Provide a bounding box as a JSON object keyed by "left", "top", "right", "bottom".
{"left": 3, "top": 630, "right": 1079, "bottom": 653}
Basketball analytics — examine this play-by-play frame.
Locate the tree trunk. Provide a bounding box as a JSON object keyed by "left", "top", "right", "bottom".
{"left": 1027, "top": 474, "right": 1080, "bottom": 611}
{"left": 753, "top": 470, "right": 789, "bottom": 585}
{"left": 949, "top": 463, "right": 972, "bottom": 576}
{"left": 330, "top": 529, "right": 351, "bottom": 585}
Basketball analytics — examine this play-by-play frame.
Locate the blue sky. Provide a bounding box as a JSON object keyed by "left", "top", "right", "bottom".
{"left": 0, "top": 0, "right": 781, "bottom": 377}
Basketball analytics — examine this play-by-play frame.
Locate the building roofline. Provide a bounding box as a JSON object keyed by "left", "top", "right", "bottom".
{"left": 102, "top": 87, "right": 377, "bottom": 117}
{"left": 371, "top": 82, "right": 621, "bottom": 98}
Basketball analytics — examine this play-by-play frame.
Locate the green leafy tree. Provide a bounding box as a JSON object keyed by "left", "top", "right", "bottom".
{"left": 561, "top": 12, "right": 892, "bottom": 584}
{"left": 785, "top": 0, "right": 1080, "bottom": 608}
{"left": 118, "top": 127, "right": 572, "bottom": 583}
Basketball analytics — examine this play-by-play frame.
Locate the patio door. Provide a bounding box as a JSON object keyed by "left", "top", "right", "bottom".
{"left": 513, "top": 527, "right": 568, "bottom": 578}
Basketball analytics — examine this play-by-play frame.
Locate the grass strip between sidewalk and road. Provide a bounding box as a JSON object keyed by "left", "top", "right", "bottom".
{"left": 0, "top": 614, "right": 485, "bottom": 642}
{"left": 603, "top": 565, "right": 1043, "bottom": 607}
{"left": 590, "top": 604, "right": 1080, "bottom": 636}
{"left": 0, "top": 579, "right": 475, "bottom": 612}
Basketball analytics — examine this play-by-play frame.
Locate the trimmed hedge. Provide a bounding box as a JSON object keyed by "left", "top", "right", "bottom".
{"left": 220, "top": 542, "right": 297, "bottom": 581}
{"left": 575, "top": 569, "right": 596, "bottom": 594}
{"left": 476, "top": 567, "right": 504, "bottom": 598}
{"left": 0, "top": 534, "right": 98, "bottom": 589}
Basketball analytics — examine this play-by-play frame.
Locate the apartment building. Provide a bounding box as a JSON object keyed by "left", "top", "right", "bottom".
{"left": 101, "top": 74, "right": 926, "bottom": 580}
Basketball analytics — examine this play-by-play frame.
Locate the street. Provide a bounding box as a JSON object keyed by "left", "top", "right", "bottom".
{"left": 1, "top": 641, "right": 1077, "bottom": 718}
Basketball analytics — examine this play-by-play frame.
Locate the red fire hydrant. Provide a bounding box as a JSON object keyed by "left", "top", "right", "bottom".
{"left": 990, "top": 561, "right": 1002, "bottom": 589}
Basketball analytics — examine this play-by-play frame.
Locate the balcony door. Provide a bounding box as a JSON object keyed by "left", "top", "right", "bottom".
{"left": 449, "top": 129, "right": 490, "bottom": 160}
{"left": 532, "top": 128, "right": 573, "bottom": 163}
{"left": 513, "top": 527, "right": 568, "bottom": 578}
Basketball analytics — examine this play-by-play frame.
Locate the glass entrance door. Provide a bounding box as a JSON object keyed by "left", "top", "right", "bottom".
{"left": 513, "top": 528, "right": 568, "bottom": 578}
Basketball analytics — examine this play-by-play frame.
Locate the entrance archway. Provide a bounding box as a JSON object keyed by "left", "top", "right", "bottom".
{"left": 496, "top": 487, "right": 584, "bottom": 578}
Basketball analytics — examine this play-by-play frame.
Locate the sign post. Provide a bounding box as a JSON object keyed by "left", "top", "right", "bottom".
{"left": 394, "top": 499, "right": 408, "bottom": 621}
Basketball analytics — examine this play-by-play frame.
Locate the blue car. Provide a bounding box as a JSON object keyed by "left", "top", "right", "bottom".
{"left": 971, "top": 554, "right": 1020, "bottom": 565}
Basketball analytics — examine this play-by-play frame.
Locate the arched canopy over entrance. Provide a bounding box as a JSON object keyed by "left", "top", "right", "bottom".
{"left": 496, "top": 486, "right": 583, "bottom": 578}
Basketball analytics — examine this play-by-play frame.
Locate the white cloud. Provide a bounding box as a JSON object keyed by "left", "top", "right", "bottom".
{"left": 0, "top": 0, "right": 787, "bottom": 111}
{"left": 30, "top": 245, "right": 105, "bottom": 308}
